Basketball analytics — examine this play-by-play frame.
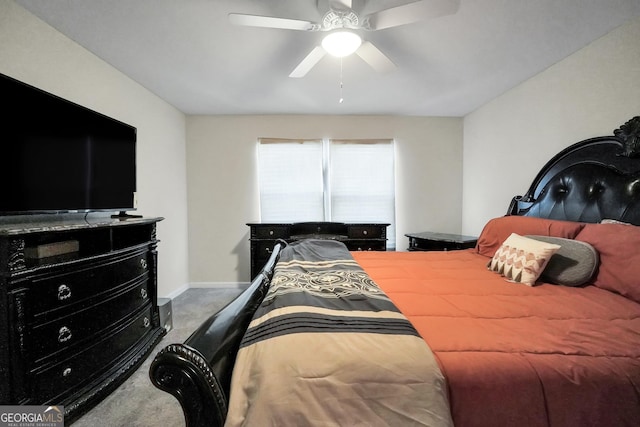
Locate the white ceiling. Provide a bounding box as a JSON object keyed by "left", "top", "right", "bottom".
{"left": 15, "top": 0, "right": 640, "bottom": 116}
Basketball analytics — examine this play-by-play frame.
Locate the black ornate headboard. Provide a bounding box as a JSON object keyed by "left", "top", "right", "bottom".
{"left": 509, "top": 116, "right": 640, "bottom": 225}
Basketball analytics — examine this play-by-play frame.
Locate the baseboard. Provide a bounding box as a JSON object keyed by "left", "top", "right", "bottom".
{"left": 163, "top": 283, "right": 189, "bottom": 300}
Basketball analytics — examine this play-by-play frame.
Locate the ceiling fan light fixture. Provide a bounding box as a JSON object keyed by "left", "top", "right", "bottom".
{"left": 321, "top": 31, "right": 362, "bottom": 57}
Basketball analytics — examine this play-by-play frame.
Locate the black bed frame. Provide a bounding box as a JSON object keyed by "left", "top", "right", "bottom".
{"left": 149, "top": 241, "right": 285, "bottom": 427}
{"left": 149, "top": 116, "right": 640, "bottom": 427}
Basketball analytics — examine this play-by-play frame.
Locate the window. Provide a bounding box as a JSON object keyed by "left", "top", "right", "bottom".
{"left": 258, "top": 138, "right": 395, "bottom": 248}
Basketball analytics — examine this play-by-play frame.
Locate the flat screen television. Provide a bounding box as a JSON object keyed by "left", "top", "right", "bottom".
{"left": 0, "top": 73, "right": 137, "bottom": 215}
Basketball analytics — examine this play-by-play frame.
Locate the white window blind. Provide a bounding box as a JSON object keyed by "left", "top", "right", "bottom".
{"left": 258, "top": 138, "right": 395, "bottom": 248}
{"left": 258, "top": 139, "right": 324, "bottom": 222}
{"left": 330, "top": 140, "right": 395, "bottom": 248}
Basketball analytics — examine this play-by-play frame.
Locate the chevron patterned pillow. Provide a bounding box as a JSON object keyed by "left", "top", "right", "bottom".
{"left": 488, "top": 233, "right": 561, "bottom": 286}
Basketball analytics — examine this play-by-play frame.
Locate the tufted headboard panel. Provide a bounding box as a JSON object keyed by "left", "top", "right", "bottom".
{"left": 509, "top": 116, "right": 640, "bottom": 225}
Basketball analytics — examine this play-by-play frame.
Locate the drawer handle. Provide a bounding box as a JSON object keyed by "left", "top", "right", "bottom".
{"left": 62, "top": 367, "right": 72, "bottom": 377}
{"left": 140, "top": 259, "right": 148, "bottom": 270}
{"left": 57, "top": 284, "right": 72, "bottom": 301}
{"left": 140, "top": 288, "right": 148, "bottom": 299}
{"left": 265, "top": 247, "right": 272, "bottom": 254}
{"left": 362, "top": 230, "right": 368, "bottom": 235}
{"left": 58, "top": 326, "right": 72, "bottom": 343}
{"left": 143, "top": 317, "right": 150, "bottom": 328}
{"left": 269, "top": 230, "right": 274, "bottom": 236}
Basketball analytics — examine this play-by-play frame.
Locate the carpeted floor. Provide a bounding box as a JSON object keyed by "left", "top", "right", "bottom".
{"left": 71, "top": 287, "right": 244, "bottom": 427}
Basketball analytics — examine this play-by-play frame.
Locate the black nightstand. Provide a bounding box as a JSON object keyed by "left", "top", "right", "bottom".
{"left": 405, "top": 231, "right": 477, "bottom": 251}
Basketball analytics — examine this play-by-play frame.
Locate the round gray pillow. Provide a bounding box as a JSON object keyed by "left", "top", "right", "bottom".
{"left": 526, "top": 235, "right": 599, "bottom": 287}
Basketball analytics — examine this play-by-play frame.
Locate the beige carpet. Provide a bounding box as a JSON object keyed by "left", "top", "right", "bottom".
{"left": 71, "top": 287, "right": 244, "bottom": 427}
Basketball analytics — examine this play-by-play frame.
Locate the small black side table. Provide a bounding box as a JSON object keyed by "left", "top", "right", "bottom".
{"left": 405, "top": 231, "right": 478, "bottom": 251}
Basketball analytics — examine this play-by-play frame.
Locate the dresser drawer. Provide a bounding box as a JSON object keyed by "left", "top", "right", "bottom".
{"left": 251, "top": 225, "right": 290, "bottom": 239}
{"left": 347, "top": 225, "right": 386, "bottom": 239}
{"left": 28, "top": 251, "right": 150, "bottom": 321}
{"left": 251, "top": 240, "right": 278, "bottom": 268}
{"left": 29, "top": 304, "right": 154, "bottom": 403}
{"left": 344, "top": 240, "right": 387, "bottom": 252}
{"left": 27, "top": 279, "right": 150, "bottom": 363}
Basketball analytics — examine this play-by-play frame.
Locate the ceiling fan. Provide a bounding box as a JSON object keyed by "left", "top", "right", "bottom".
{"left": 229, "top": 0, "right": 460, "bottom": 78}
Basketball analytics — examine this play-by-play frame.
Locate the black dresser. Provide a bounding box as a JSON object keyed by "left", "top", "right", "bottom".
{"left": 0, "top": 215, "right": 165, "bottom": 423}
{"left": 247, "top": 222, "right": 389, "bottom": 278}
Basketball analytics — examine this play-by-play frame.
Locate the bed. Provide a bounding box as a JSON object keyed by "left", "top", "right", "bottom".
{"left": 149, "top": 116, "right": 640, "bottom": 427}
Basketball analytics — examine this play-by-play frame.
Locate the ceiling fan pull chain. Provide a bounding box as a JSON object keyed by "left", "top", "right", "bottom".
{"left": 339, "top": 57, "right": 344, "bottom": 104}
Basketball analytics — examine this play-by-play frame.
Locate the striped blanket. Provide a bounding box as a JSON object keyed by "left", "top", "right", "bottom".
{"left": 225, "top": 240, "right": 452, "bottom": 427}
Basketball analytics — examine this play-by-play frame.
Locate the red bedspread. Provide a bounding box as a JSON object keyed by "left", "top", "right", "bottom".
{"left": 353, "top": 249, "right": 640, "bottom": 427}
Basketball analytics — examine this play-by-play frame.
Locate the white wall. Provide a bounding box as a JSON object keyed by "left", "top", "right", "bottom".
{"left": 1, "top": 1, "right": 190, "bottom": 298}
{"left": 462, "top": 16, "right": 640, "bottom": 236}
{"left": 186, "top": 115, "right": 463, "bottom": 283}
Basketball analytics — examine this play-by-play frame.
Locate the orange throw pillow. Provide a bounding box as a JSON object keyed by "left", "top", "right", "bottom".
{"left": 476, "top": 216, "right": 585, "bottom": 257}
{"left": 575, "top": 223, "right": 640, "bottom": 303}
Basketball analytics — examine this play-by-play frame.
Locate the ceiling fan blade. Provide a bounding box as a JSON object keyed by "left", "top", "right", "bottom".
{"left": 289, "top": 46, "right": 327, "bottom": 78}
{"left": 355, "top": 42, "right": 396, "bottom": 73}
{"left": 229, "top": 13, "right": 317, "bottom": 31}
{"left": 364, "top": 0, "right": 460, "bottom": 30}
